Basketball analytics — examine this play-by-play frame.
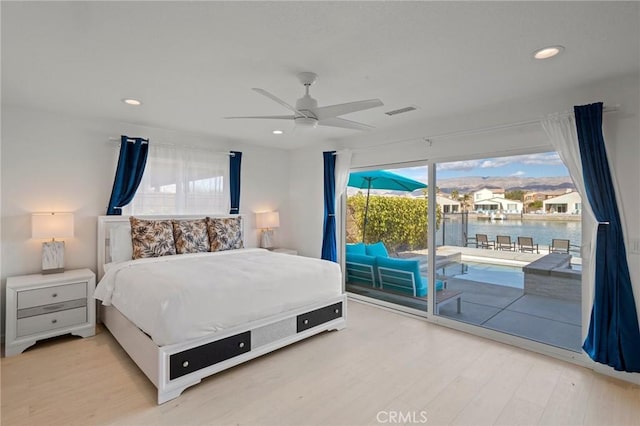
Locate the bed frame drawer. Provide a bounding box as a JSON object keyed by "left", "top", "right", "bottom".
{"left": 297, "top": 302, "right": 343, "bottom": 332}
{"left": 169, "top": 331, "right": 251, "bottom": 380}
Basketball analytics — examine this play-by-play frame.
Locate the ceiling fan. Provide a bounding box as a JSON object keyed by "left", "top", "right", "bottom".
{"left": 225, "top": 72, "right": 384, "bottom": 131}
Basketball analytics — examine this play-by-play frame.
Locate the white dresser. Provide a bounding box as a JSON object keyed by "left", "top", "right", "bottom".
{"left": 4, "top": 269, "right": 96, "bottom": 356}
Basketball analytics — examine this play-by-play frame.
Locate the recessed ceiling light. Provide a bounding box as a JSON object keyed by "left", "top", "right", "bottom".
{"left": 533, "top": 45, "right": 564, "bottom": 60}
{"left": 272, "top": 130, "right": 284, "bottom": 135}
{"left": 122, "top": 98, "right": 142, "bottom": 106}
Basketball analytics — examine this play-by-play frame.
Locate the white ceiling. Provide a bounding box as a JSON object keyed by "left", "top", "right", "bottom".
{"left": 2, "top": 1, "right": 639, "bottom": 149}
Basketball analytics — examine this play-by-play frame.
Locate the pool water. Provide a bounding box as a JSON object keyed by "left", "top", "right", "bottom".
{"left": 438, "top": 261, "right": 524, "bottom": 289}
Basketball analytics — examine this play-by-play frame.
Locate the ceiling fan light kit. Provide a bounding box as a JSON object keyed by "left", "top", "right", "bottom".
{"left": 225, "top": 72, "right": 383, "bottom": 131}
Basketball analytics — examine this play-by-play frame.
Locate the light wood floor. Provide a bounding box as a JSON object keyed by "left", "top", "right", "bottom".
{"left": 2, "top": 300, "right": 639, "bottom": 426}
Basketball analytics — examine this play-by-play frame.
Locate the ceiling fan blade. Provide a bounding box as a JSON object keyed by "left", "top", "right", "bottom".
{"left": 316, "top": 99, "right": 383, "bottom": 120}
{"left": 318, "top": 117, "right": 375, "bottom": 131}
{"left": 252, "top": 88, "right": 308, "bottom": 118}
{"left": 224, "top": 115, "right": 295, "bottom": 120}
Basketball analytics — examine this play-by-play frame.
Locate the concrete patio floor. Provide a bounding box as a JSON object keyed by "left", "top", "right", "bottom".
{"left": 348, "top": 245, "right": 583, "bottom": 352}
{"left": 347, "top": 277, "right": 582, "bottom": 352}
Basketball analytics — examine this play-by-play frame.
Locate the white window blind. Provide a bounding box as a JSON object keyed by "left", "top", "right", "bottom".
{"left": 123, "top": 143, "right": 229, "bottom": 215}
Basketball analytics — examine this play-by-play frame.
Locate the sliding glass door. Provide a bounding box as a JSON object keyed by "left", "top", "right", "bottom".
{"left": 432, "top": 152, "right": 583, "bottom": 352}
{"left": 344, "top": 164, "right": 433, "bottom": 314}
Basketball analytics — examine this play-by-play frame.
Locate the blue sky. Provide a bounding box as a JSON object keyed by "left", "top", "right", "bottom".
{"left": 389, "top": 152, "right": 569, "bottom": 183}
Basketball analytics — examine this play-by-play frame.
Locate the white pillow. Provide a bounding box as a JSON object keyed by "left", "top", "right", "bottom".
{"left": 109, "top": 224, "right": 133, "bottom": 263}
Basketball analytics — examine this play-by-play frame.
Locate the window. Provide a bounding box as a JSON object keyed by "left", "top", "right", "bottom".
{"left": 124, "top": 144, "right": 229, "bottom": 215}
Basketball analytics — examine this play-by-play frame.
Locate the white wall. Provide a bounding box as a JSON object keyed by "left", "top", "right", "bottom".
{"left": 1, "top": 105, "right": 292, "bottom": 332}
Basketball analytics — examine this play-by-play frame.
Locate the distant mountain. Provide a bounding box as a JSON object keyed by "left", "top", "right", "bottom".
{"left": 434, "top": 175, "right": 575, "bottom": 194}
{"left": 346, "top": 175, "right": 575, "bottom": 197}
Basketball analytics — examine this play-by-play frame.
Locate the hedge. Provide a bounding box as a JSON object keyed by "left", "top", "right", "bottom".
{"left": 346, "top": 193, "right": 441, "bottom": 253}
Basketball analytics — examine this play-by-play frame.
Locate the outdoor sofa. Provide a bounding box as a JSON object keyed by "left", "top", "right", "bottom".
{"left": 345, "top": 242, "right": 447, "bottom": 297}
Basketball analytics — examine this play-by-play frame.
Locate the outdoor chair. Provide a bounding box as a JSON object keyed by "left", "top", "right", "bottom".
{"left": 375, "top": 256, "right": 461, "bottom": 314}
{"left": 345, "top": 241, "right": 390, "bottom": 287}
{"left": 549, "top": 239, "right": 570, "bottom": 254}
{"left": 496, "top": 235, "right": 516, "bottom": 251}
{"left": 345, "top": 243, "right": 376, "bottom": 287}
{"left": 517, "top": 236, "right": 539, "bottom": 253}
{"left": 464, "top": 234, "right": 477, "bottom": 247}
{"left": 475, "top": 234, "right": 495, "bottom": 249}
{"left": 376, "top": 257, "right": 445, "bottom": 297}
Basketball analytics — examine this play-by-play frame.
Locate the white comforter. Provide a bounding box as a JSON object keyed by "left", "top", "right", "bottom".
{"left": 94, "top": 249, "right": 342, "bottom": 346}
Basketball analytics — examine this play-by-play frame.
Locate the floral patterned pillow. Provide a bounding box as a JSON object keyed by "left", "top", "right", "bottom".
{"left": 129, "top": 217, "right": 177, "bottom": 259}
{"left": 207, "top": 217, "right": 243, "bottom": 251}
{"left": 172, "top": 219, "right": 210, "bottom": 254}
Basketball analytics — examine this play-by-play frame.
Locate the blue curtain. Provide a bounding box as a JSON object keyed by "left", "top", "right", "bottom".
{"left": 321, "top": 151, "right": 337, "bottom": 262}
{"left": 229, "top": 151, "right": 242, "bottom": 214}
{"left": 106, "top": 136, "right": 149, "bottom": 215}
{"left": 577, "top": 102, "right": 640, "bottom": 372}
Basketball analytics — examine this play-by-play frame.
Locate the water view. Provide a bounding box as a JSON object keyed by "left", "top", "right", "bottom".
{"left": 437, "top": 216, "right": 581, "bottom": 251}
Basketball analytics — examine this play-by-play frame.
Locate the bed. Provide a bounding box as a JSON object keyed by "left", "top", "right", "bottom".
{"left": 95, "top": 215, "right": 346, "bottom": 404}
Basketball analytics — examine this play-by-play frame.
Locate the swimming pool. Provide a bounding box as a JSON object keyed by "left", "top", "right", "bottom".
{"left": 438, "top": 261, "right": 524, "bottom": 289}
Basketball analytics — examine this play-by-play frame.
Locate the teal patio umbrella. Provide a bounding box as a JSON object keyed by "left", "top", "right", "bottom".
{"left": 347, "top": 170, "right": 427, "bottom": 242}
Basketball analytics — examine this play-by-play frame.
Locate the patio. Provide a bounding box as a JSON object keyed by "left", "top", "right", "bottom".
{"left": 346, "top": 245, "right": 582, "bottom": 352}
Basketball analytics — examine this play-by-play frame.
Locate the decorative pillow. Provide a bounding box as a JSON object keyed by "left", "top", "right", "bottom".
{"left": 129, "top": 217, "right": 177, "bottom": 259}
{"left": 207, "top": 217, "right": 243, "bottom": 251}
{"left": 172, "top": 219, "right": 210, "bottom": 254}
{"left": 346, "top": 242, "right": 366, "bottom": 255}
{"left": 366, "top": 241, "right": 389, "bottom": 258}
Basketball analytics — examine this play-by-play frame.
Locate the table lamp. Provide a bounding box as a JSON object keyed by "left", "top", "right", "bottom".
{"left": 32, "top": 212, "right": 74, "bottom": 274}
{"left": 256, "top": 211, "right": 279, "bottom": 249}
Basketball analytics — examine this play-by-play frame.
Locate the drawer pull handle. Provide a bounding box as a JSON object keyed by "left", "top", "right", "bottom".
{"left": 52, "top": 293, "right": 58, "bottom": 298}
{"left": 334, "top": 309, "right": 340, "bottom": 314}
{"left": 238, "top": 342, "right": 245, "bottom": 348}
{"left": 182, "top": 361, "right": 189, "bottom": 368}
{"left": 303, "top": 319, "right": 309, "bottom": 325}
{"left": 51, "top": 319, "right": 57, "bottom": 324}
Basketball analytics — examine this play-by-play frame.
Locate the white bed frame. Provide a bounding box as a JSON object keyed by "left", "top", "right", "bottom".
{"left": 97, "top": 215, "right": 347, "bottom": 404}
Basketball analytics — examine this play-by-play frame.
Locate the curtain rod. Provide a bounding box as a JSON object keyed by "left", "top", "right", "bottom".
{"left": 345, "top": 104, "right": 620, "bottom": 151}
{"left": 108, "top": 137, "right": 235, "bottom": 156}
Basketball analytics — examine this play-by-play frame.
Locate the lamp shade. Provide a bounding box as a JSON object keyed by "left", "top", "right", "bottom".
{"left": 32, "top": 212, "right": 74, "bottom": 239}
{"left": 256, "top": 211, "right": 280, "bottom": 229}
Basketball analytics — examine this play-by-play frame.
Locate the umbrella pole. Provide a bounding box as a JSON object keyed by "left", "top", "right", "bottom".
{"left": 362, "top": 180, "right": 371, "bottom": 242}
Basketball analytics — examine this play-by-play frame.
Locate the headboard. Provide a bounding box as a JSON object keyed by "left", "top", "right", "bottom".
{"left": 97, "top": 214, "right": 244, "bottom": 280}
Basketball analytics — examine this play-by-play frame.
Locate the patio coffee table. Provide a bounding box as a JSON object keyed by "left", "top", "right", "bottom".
{"left": 435, "top": 289, "right": 462, "bottom": 314}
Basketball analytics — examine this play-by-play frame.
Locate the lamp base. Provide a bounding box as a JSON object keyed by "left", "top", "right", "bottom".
{"left": 42, "top": 241, "right": 65, "bottom": 274}
{"left": 260, "top": 230, "right": 275, "bottom": 249}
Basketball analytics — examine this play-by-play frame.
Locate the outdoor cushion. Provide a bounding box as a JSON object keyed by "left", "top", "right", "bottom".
{"left": 366, "top": 241, "right": 389, "bottom": 258}
{"left": 375, "top": 256, "right": 444, "bottom": 297}
{"left": 346, "top": 242, "right": 366, "bottom": 255}
{"left": 345, "top": 253, "right": 376, "bottom": 266}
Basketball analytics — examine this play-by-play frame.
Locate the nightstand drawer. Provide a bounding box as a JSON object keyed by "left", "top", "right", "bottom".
{"left": 16, "top": 307, "right": 87, "bottom": 337}
{"left": 17, "top": 282, "right": 87, "bottom": 309}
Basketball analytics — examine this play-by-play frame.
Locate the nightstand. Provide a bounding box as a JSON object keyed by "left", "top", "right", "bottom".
{"left": 271, "top": 248, "right": 298, "bottom": 255}
{"left": 4, "top": 268, "right": 96, "bottom": 357}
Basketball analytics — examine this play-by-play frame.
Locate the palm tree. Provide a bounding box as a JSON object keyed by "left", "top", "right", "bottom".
{"left": 461, "top": 193, "right": 471, "bottom": 211}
